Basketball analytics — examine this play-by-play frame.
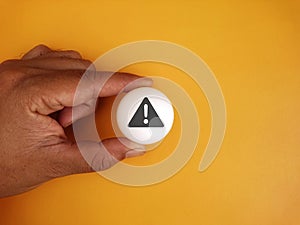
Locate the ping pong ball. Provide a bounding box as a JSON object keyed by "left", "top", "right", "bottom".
{"left": 116, "top": 87, "right": 174, "bottom": 145}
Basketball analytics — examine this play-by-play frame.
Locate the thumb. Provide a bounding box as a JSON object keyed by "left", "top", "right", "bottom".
{"left": 50, "top": 138, "right": 145, "bottom": 177}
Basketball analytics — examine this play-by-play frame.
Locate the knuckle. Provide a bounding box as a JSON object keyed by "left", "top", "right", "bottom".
{"left": 91, "top": 154, "right": 116, "bottom": 171}
{"left": 23, "top": 44, "right": 52, "bottom": 59}
{"left": 90, "top": 143, "right": 120, "bottom": 171}
{"left": 11, "top": 76, "right": 46, "bottom": 112}
{"left": 1, "top": 59, "right": 20, "bottom": 66}
{"left": 33, "top": 44, "right": 50, "bottom": 52}
{"left": 68, "top": 50, "right": 82, "bottom": 58}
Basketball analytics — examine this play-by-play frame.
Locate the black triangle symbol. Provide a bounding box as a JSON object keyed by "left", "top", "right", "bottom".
{"left": 128, "top": 97, "right": 164, "bottom": 127}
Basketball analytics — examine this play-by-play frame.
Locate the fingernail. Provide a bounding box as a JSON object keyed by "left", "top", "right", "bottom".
{"left": 125, "top": 149, "right": 146, "bottom": 158}
{"left": 124, "top": 77, "right": 153, "bottom": 92}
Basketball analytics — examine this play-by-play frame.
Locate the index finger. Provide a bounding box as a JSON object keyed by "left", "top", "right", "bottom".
{"left": 23, "top": 70, "right": 153, "bottom": 115}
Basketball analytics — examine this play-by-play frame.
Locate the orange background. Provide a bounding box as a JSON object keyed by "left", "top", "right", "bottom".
{"left": 0, "top": 0, "right": 299, "bottom": 225}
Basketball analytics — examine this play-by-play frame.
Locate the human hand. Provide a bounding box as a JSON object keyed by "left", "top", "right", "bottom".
{"left": 0, "top": 45, "right": 152, "bottom": 198}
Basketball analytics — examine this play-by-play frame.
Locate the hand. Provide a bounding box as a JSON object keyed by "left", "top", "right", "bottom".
{"left": 0, "top": 45, "right": 152, "bottom": 198}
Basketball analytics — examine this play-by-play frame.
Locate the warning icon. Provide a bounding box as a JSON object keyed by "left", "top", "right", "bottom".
{"left": 128, "top": 97, "right": 164, "bottom": 127}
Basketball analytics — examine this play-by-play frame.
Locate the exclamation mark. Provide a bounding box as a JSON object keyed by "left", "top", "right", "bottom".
{"left": 143, "top": 103, "right": 149, "bottom": 124}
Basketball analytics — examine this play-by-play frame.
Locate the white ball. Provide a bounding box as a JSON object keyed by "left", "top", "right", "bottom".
{"left": 116, "top": 87, "right": 174, "bottom": 145}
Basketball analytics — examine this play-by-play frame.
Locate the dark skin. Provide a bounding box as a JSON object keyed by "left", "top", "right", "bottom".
{"left": 0, "top": 45, "right": 152, "bottom": 198}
